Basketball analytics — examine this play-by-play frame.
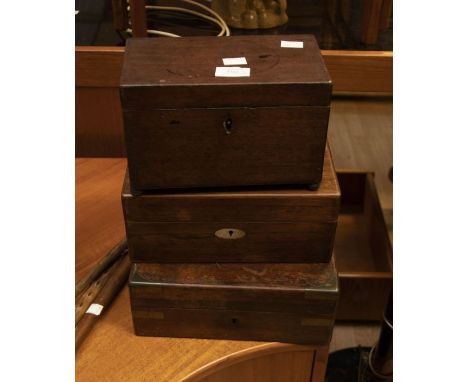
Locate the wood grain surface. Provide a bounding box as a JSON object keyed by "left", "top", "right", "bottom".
{"left": 75, "top": 88, "right": 125, "bottom": 157}
{"left": 130, "top": 261, "right": 338, "bottom": 344}
{"left": 121, "top": 35, "right": 331, "bottom": 190}
{"left": 123, "top": 106, "right": 329, "bottom": 190}
{"left": 334, "top": 171, "right": 392, "bottom": 320}
{"left": 328, "top": 96, "right": 393, "bottom": 234}
{"left": 123, "top": 146, "right": 339, "bottom": 263}
{"left": 75, "top": 159, "right": 327, "bottom": 382}
{"left": 121, "top": 35, "right": 332, "bottom": 109}
{"left": 75, "top": 158, "right": 127, "bottom": 280}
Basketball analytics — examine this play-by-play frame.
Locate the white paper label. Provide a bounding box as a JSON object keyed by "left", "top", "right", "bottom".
{"left": 215, "top": 67, "right": 250, "bottom": 77}
{"left": 281, "top": 40, "right": 304, "bottom": 48}
{"left": 222, "top": 57, "right": 248, "bottom": 66}
{"left": 86, "top": 303, "right": 104, "bottom": 316}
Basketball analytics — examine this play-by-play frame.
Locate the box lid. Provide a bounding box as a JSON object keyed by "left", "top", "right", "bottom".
{"left": 120, "top": 34, "right": 332, "bottom": 109}
{"left": 130, "top": 261, "right": 338, "bottom": 314}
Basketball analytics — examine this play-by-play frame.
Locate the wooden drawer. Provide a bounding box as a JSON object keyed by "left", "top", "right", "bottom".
{"left": 335, "top": 170, "right": 392, "bottom": 321}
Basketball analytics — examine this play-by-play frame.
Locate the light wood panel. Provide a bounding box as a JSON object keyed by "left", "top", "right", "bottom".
{"left": 330, "top": 323, "right": 381, "bottom": 353}
{"left": 322, "top": 51, "right": 392, "bottom": 93}
{"left": 328, "top": 96, "right": 393, "bottom": 230}
{"left": 328, "top": 96, "right": 392, "bottom": 354}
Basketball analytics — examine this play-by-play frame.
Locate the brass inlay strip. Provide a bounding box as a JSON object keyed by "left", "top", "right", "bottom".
{"left": 133, "top": 311, "right": 165, "bottom": 319}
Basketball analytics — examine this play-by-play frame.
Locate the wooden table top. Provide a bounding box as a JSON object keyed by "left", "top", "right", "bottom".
{"left": 75, "top": 158, "right": 315, "bottom": 382}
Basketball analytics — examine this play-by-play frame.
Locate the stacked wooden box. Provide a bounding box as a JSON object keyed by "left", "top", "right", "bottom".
{"left": 120, "top": 35, "right": 340, "bottom": 345}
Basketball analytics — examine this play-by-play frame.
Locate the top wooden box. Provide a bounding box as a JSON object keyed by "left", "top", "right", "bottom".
{"left": 120, "top": 35, "right": 332, "bottom": 191}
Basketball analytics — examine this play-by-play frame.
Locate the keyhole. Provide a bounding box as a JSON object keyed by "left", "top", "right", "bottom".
{"left": 223, "top": 118, "right": 233, "bottom": 135}
{"left": 228, "top": 230, "right": 234, "bottom": 237}
{"left": 232, "top": 318, "right": 238, "bottom": 324}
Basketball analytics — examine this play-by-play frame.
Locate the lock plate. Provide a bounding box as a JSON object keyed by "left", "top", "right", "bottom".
{"left": 215, "top": 228, "right": 246, "bottom": 240}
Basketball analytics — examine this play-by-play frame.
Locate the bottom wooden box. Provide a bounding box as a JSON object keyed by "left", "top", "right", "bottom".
{"left": 335, "top": 170, "right": 393, "bottom": 321}
{"left": 129, "top": 262, "right": 338, "bottom": 344}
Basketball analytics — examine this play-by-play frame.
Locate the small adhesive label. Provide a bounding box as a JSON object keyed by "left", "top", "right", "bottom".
{"left": 215, "top": 67, "right": 250, "bottom": 77}
{"left": 281, "top": 40, "right": 304, "bottom": 48}
{"left": 222, "top": 57, "right": 248, "bottom": 66}
{"left": 86, "top": 303, "right": 104, "bottom": 316}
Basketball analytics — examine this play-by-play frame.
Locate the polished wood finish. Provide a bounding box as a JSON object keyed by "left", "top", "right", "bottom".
{"left": 310, "top": 347, "right": 330, "bottom": 382}
{"left": 121, "top": 35, "right": 331, "bottom": 109}
{"left": 121, "top": 35, "right": 331, "bottom": 190}
{"left": 321, "top": 51, "right": 392, "bottom": 94}
{"left": 76, "top": 158, "right": 329, "bottom": 381}
{"left": 122, "top": 146, "right": 340, "bottom": 263}
{"left": 75, "top": 159, "right": 127, "bottom": 279}
{"left": 181, "top": 343, "right": 328, "bottom": 382}
{"left": 75, "top": 46, "right": 124, "bottom": 87}
{"left": 334, "top": 170, "right": 392, "bottom": 320}
{"left": 123, "top": 106, "right": 329, "bottom": 190}
{"left": 75, "top": 87, "right": 125, "bottom": 157}
{"left": 130, "top": 261, "right": 338, "bottom": 344}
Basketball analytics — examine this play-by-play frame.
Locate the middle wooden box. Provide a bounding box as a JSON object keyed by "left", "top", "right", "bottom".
{"left": 122, "top": 146, "right": 340, "bottom": 263}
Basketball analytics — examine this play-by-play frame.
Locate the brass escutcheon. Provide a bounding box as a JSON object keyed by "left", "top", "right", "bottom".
{"left": 215, "top": 228, "right": 245, "bottom": 240}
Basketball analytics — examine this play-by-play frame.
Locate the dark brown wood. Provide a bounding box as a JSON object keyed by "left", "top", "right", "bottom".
{"left": 75, "top": 87, "right": 126, "bottom": 157}
{"left": 130, "top": 260, "right": 338, "bottom": 344}
{"left": 128, "top": 0, "right": 147, "bottom": 37}
{"left": 120, "top": 35, "right": 331, "bottom": 190}
{"left": 122, "top": 146, "right": 340, "bottom": 263}
{"left": 124, "top": 106, "right": 329, "bottom": 190}
{"left": 334, "top": 170, "right": 392, "bottom": 321}
{"left": 111, "top": 0, "right": 128, "bottom": 30}
{"left": 361, "top": 0, "right": 384, "bottom": 45}
{"left": 121, "top": 35, "right": 332, "bottom": 109}
{"left": 75, "top": 255, "right": 131, "bottom": 350}
{"left": 379, "top": 0, "right": 393, "bottom": 30}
